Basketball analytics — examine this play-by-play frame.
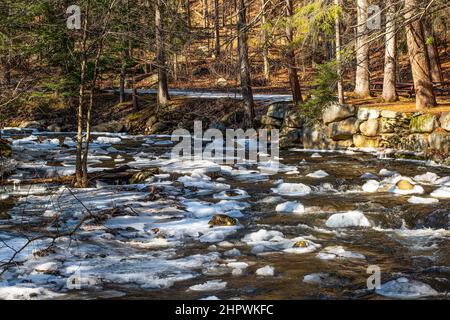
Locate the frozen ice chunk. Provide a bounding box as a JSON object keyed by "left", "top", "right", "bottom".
{"left": 271, "top": 183, "right": 311, "bottom": 196}
{"left": 407, "top": 196, "right": 439, "bottom": 204}
{"left": 316, "top": 246, "right": 365, "bottom": 260}
{"left": 275, "top": 201, "right": 305, "bottom": 214}
{"left": 189, "top": 280, "right": 227, "bottom": 292}
{"left": 430, "top": 186, "right": 450, "bottom": 198}
{"left": 376, "top": 277, "right": 439, "bottom": 299}
{"left": 325, "top": 211, "right": 371, "bottom": 228}
{"left": 256, "top": 265, "right": 275, "bottom": 276}
{"left": 362, "top": 180, "right": 380, "bottom": 193}
{"left": 306, "top": 170, "right": 329, "bottom": 179}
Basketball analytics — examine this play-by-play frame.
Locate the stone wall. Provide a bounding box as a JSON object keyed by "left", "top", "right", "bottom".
{"left": 262, "top": 102, "right": 450, "bottom": 164}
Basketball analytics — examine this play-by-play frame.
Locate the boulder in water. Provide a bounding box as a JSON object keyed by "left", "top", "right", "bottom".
{"left": 208, "top": 214, "right": 237, "bottom": 227}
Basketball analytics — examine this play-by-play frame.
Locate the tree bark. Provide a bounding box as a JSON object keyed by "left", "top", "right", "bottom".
{"left": 75, "top": 1, "right": 90, "bottom": 187}
{"left": 382, "top": 0, "right": 398, "bottom": 102}
{"left": 260, "top": 0, "right": 270, "bottom": 82}
{"left": 335, "top": 0, "right": 345, "bottom": 105}
{"left": 404, "top": 0, "right": 437, "bottom": 109}
{"left": 213, "top": 0, "right": 221, "bottom": 58}
{"left": 155, "top": 0, "right": 170, "bottom": 108}
{"left": 285, "top": 0, "right": 303, "bottom": 105}
{"left": 354, "top": 0, "right": 371, "bottom": 98}
{"left": 237, "top": 0, "right": 255, "bottom": 127}
{"left": 423, "top": 17, "right": 444, "bottom": 83}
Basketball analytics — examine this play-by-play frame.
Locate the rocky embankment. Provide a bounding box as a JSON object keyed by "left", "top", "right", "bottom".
{"left": 262, "top": 103, "right": 450, "bottom": 164}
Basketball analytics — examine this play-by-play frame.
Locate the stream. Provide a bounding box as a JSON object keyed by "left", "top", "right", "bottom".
{"left": 0, "top": 128, "right": 449, "bottom": 300}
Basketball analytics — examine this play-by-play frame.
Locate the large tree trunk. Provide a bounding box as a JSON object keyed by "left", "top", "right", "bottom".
{"left": 335, "top": 0, "right": 345, "bottom": 105}
{"left": 155, "top": 0, "right": 170, "bottom": 108}
{"left": 404, "top": 0, "right": 437, "bottom": 110}
{"left": 237, "top": 0, "right": 255, "bottom": 127}
{"left": 285, "top": 0, "right": 303, "bottom": 105}
{"left": 423, "top": 17, "right": 444, "bottom": 83}
{"left": 203, "top": 0, "right": 209, "bottom": 28}
{"left": 382, "top": 0, "right": 398, "bottom": 102}
{"left": 213, "top": 0, "right": 221, "bottom": 58}
{"left": 260, "top": 0, "right": 270, "bottom": 82}
{"left": 354, "top": 0, "right": 371, "bottom": 98}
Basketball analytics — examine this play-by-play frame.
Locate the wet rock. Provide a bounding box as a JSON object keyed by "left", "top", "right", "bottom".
{"left": 93, "top": 121, "right": 127, "bottom": 133}
{"left": 381, "top": 110, "right": 401, "bottom": 119}
{"left": 19, "top": 120, "right": 46, "bottom": 130}
{"left": 399, "top": 134, "right": 429, "bottom": 152}
{"left": 215, "top": 78, "right": 228, "bottom": 88}
{"left": 396, "top": 179, "right": 414, "bottom": 190}
{"left": 208, "top": 214, "right": 238, "bottom": 227}
{"left": 439, "top": 112, "right": 450, "bottom": 131}
{"left": 261, "top": 116, "right": 283, "bottom": 127}
{"left": 410, "top": 113, "right": 437, "bottom": 133}
{"left": 221, "top": 110, "right": 245, "bottom": 126}
{"left": 283, "top": 109, "right": 303, "bottom": 128}
{"left": 0, "top": 139, "right": 12, "bottom": 158}
{"left": 357, "top": 108, "right": 380, "bottom": 121}
{"left": 428, "top": 132, "right": 449, "bottom": 154}
{"left": 280, "top": 128, "right": 303, "bottom": 149}
{"left": 302, "top": 124, "right": 329, "bottom": 149}
{"left": 46, "top": 124, "right": 62, "bottom": 132}
{"left": 322, "top": 103, "right": 356, "bottom": 125}
{"left": 293, "top": 240, "right": 309, "bottom": 248}
{"left": 0, "top": 212, "right": 11, "bottom": 220}
{"left": 359, "top": 119, "right": 379, "bottom": 137}
{"left": 147, "top": 122, "right": 169, "bottom": 134}
{"left": 327, "top": 117, "right": 358, "bottom": 141}
{"left": 130, "top": 169, "right": 158, "bottom": 184}
{"left": 145, "top": 116, "right": 158, "bottom": 128}
{"left": 266, "top": 103, "right": 288, "bottom": 119}
{"left": 353, "top": 135, "right": 380, "bottom": 148}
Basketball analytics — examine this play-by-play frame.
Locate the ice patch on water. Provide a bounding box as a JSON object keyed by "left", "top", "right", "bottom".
{"left": 256, "top": 265, "right": 275, "bottom": 276}
{"left": 430, "top": 186, "right": 450, "bottom": 198}
{"left": 316, "top": 246, "right": 365, "bottom": 260}
{"left": 271, "top": 183, "right": 311, "bottom": 196}
{"left": 95, "top": 136, "right": 122, "bottom": 144}
{"left": 376, "top": 277, "right": 439, "bottom": 299}
{"left": 325, "top": 211, "right": 371, "bottom": 228}
{"left": 0, "top": 285, "right": 64, "bottom": 300}
{"left": 242, "top": 230, "right": 320, "bottom": 255}
{"left": 275, "top": 201, "right": 305, "bottom": 214}
{"left": 306, "top": 170, "right": 329, "bottom": 179}
{"left": 413, "top": 172, "right": 440, "bottom": 184}
{"left": 407, "top": 196, "right": 439, "bottom": 204}
{"left": 362, "top": 180, "right": 380, "bottom": 193}
{"left": 189, "top": 280, "right": 227, "bottom": 292}
{"left": 303, "top": 273, "right": 329, "bottom": 284}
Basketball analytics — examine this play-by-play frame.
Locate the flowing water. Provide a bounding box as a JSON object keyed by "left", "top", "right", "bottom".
{"left": 0, "top": 129, "right": 449, "bottom": 300}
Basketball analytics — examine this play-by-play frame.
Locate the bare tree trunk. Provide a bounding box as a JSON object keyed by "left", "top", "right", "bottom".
{"left": 260, "top": 0, "right": 270, "bottom": 82}
{"left": 0, "top": 54, "right": 10, "bottom": 85}
{"left": 335, "top": 0, "right": 345, "bottom": 105}
{"left": 237, "top": 0, "right": 255, "bottom": 127}
{"left": 404, "top": 0, "right": 436, "bottom": 109}
{"left": 423, "top": 17, "right": 444, "bottom": 83}
{"left": 185, "top": 0, "right": 191, "bottom": 28}
{"left": 382, "top": 0, "right": 398, "bottom": 102}
{"left": 285, "top": 0, "right": 303, "bottom": 105}
{"left": 75, "top": 1, "right": 90, "bottom": 187}
{"left": 213, "top": 0, "right": 221, "bottom": 58}
{"left": 155, "top": 0, "right": 170, "bottom": 108}
{"left": 354, "top": 0, "right": 370, "bottom": 98}
{"left": 203, "top": 0, "right": 209, "bottom": 28}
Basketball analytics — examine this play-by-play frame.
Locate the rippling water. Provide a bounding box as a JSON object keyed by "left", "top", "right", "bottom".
{"left": 0, "top": 130, "right": 449, "bottom": 300}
